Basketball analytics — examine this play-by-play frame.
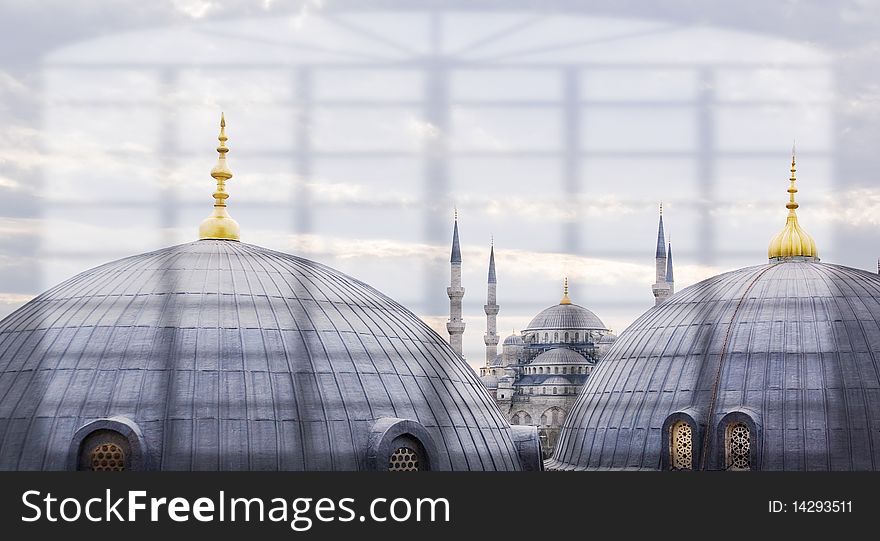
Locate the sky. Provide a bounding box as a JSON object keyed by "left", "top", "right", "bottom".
{"left": 0, "top": 0, "right": 879, "bottom": 370}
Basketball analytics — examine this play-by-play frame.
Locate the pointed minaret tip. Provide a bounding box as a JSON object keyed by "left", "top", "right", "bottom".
{"left": 655, "top": 203, "right": 666, "bottom": 259}
{"left": 450, "top": 210, "right": 462, "bottom": 264}
{"left": 487, "top": 239, "right": 497, "bottom": 284}
{"left": 198, "top": 113, "right": 240, "bottom": 241}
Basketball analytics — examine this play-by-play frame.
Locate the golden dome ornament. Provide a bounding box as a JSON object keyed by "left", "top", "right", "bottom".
{"left": 199, "top": 113, "right": 241, "bottom": 241}
{"left": 767, "top": 147, "right": 817, "bottom": 260}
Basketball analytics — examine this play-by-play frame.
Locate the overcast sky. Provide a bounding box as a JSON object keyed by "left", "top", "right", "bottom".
{"left": 1, "top": 0, "right": 879, "bottom": 369}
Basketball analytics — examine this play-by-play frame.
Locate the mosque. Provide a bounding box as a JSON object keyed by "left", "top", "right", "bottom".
{"left": 456, "top": 204, "right": 673, "bottom": 457}
{"left": 1, "top": 114, "right": 878, "bottom": 471}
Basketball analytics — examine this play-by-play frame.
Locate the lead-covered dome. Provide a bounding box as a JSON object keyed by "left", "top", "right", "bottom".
{"left": 503, "top": 334, "right": 524, "bottom": 346}
{"left": 0, "top": 240, "right": 527, "bottom": 471}
{"left": 525, "top": 303, "right": 607, "bottom": 331}
{"left": 548, "top": 260, "right": 880, "bottom": 471}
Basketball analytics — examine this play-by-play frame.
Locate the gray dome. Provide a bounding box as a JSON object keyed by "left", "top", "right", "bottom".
{"left": 549, "top": 260, "right": 880, "bottom": 471}
{"left": 531, "top": 348, "right": 589, "bottom": 365}
{"left": 0, "top": 240, "right": 525, "bottom": 471}
{"left": 503, "top": 334, "right": 524, "bottom": 346}
{"left": 525, "top": 303, "right": 606, "bottom": 331}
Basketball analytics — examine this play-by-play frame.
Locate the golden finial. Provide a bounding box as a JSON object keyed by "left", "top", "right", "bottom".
{"left": 560, "top": 277, "right": 572, "bottom": 305}
{"left": 767, "top": 146, "right": 817, "bottom": 260}
{"left": 199, "top": 112, "right": 240, "bottom": 241}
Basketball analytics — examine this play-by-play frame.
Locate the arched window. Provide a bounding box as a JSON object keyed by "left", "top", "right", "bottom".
{"left": 539, "top": 367, "right": 544, "bottom": 374}
{"left": 670, "top": 421, "right": 693, "bottom": 470}
{"left": 554, "top": 367, "right": 559, "bottom": 374}
{"left": 554, "top": 332, "right": 558, "bottom": 342}
{"left": 528, "top": 387, "right": 533, "bottom": 394}
{"left": 512, "top": 414, "right": 521, "bottom": 425}
{"left": 575, "top": 332, "right": 579, "bottom": 341}
{"left": 725, "top": 422, "right": 751, "bottom": 471}
{"left": 544, "top": 333, "right": 548, "bottom": 342}
{"left": 564, "top": 332, "right": 569, "bottom": 342}
{"left": 540, "top": 414, "right": 548, "bottom": 425}
{"left": 552, "top": 387, "right": 557, "bottom": 394}
{"left": 562, "top": 367, "right": 567, "bottom": 374}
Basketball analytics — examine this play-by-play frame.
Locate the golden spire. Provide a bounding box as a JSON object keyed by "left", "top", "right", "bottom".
{"left": 199, "top": 113, "right": 240, "bottom": 241}
{"left": 767, "top": 146, "right": 817, "bottom": 260}
{"left": 559, "top": 277, "right": 572, "bottom": 305}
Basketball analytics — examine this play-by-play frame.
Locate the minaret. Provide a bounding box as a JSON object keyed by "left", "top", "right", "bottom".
{"left": 665, "top": 241, "right": 675, "bottom": 297}
{"left": 651, "top": 203, "right": 671, "bottom": 305}
{"left": 199, "top": 113, "right": 241, "bottom": 241}
{"left": 447, "top": 211, "right": 466, "bottom": 357}
{"left": 484, "top": 239, "right": 499, "bottom": 367}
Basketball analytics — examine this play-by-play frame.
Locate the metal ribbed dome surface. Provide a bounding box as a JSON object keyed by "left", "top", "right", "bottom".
{"left": 0, "top": 240, "right": 521, "bottom": 470}
{"left": 524, "top": 303, "right": 607, "bottom": 331}
{"left": 531, "top": 348, "right": 589, "bottom": 365}
{"left": 549, "top": 260, "right": 880, "bottom": 471}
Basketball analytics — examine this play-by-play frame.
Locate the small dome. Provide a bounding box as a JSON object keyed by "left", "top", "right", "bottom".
{"left": 503, "top": 334, "right": 524, "bottom": 346}
{"left": 598, "top": 334, "right": 617, "bottom": 344}
{"left": 525, "top": 303, "right": 607, "bottom": 331}
{"left": 531, "top": 348, "right": 588, "bottom": 365}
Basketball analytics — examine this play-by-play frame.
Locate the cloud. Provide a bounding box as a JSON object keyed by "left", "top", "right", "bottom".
{"left": 290, "top": 0, "right": 325, "bottom": 30}
{"left": 483, "top": 194, "right": 640, "bottom": 223}
{"left": 171, "top": 0, "right": 214, "bottom": 19}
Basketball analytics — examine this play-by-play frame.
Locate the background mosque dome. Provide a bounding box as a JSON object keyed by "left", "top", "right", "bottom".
{"left": 0, "top": 240, "right": 533, "bottom": 471}
{"left": 532, "top": 348, "right": 588, "bottom": 365}
{"left": 548, "top": 260, "right": 880, "bottom": 471}
{"left": 503, "top": 333, "right": 524, "bottom": 346}
{"left": 524, "top": 304, "right": 607, "bottom": 332}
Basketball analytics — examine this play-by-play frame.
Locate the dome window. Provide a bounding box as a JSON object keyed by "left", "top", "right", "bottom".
{"left": 725, "top": 422, "right": 751, "bottom": 471}
{"left": 89, "top": 442, "right": 126, "bottom": 471}
{"left": 564, "top": 332, "right": 569, "bottom": 342}
{"left": 670, "top": 421, "right": 693, "bottom": 470}
{"left": 368, "top": 418, "right": 437, "bottom": 472}
{"left": 388, "top": 447, "right": 421, "bottom": 472}
{"left": 69, "top": 417, "right": 149, "bottom": 471}
{"left": 552, "top": 387, "right": 557, "bottom": 394}
{"left": 575, "top": 332, "right": 579, "bottom": 341}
